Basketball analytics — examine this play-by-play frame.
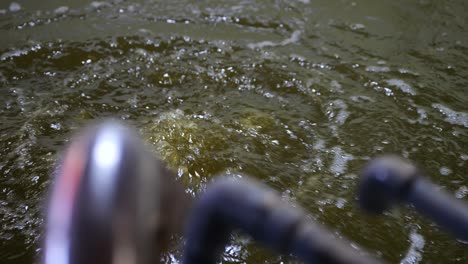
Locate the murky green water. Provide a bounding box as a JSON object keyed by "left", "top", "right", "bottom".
{"left": 1, "top": 0, "right": 467, "bottom": 263}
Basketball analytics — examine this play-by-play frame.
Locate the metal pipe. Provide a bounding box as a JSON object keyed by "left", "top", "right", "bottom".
{"left": 408, "top": 178, "right": 468, "bottom": 241}
{"left": 358, "top": 155, "right": 468, "bottom": 241}
{"left": 183, "top": 176, "right": 381, "bottom": 264}
{"left": 44, "top": 120, "right": 189, "bottom": 264}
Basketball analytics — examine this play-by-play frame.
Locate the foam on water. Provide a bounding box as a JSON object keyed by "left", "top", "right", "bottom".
{"left": 400, "top": 231, "right": 425, "bottom": 264}
{"left": 54, "top": 6, "right": 69, "bottom": 15}
{"left": 0, "top": 0, "right": 467, "bottom": 263}
{"left": 90, "top": 1, "right": 112, "bottom": 9}
{"left": 1, "top": 44, "right": 42, "bottom": 61}
{"left": 324, "top": 100, "right": 350, "bottom": 137}
{"left": 432, "top": 104, "right": 468, "bottom": 128}
{"left": 328, "top": 80, "right": 344, "bottom": 93}
{"left": 365, "top": 65, "right": 390, "bottom": 72}
{"left": 407, "top": 108, "right": 428, "bottom": 125}
{"left": 326, "top": 100, "right": 350, "bottom": 126}
{"left": 385, "top": 79, "right": 416, "bottom": 95}
{"left": 455, "top": 186, "right": 468, "bottom": 199}
{"left": 1, "top": 49, "right": 30, "bottom": 61}
{"left": 439, "top": 166, "right": 452, "bottom": 176}
{"left": 335, "top": 197, "right": 346, "bottom": 209}
{"left": 312, "top": 139, "right": 326, "bottom": 151}
{"left": 247, "top": 30, "right": 301, "bottom": 49}
{"left": 9, "top": 2, "right": 21, "bottom": 12}
{"left": 329, "top": 146, "right": 354, "bottom": 175}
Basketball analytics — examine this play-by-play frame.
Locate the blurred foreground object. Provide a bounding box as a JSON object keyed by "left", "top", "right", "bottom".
{"left": 45, "top": 119, "right": 383, "bottom": 264}
{"left": 44, "top": 121, "right": 189, "bottom": 264}
{"left": 183, "top": 176, "right": 382, "bottom": 264}
{"left": 359, "top": 155, "right": 468, "bottom": 241}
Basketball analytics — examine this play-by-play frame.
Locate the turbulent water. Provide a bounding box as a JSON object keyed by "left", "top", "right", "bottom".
{"left": 1, "top": 0, "right": 467, "bottom": 263}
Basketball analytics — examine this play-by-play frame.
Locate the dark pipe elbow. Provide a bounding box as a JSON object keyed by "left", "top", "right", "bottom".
{"left": 182, "top": 177, "right": 300, "bottom": 263}
{"left": 359, "top": 155, "right": 468, "bottom": 241}
{"left": 182, "top": 176, "right": 381, "bottom": 264}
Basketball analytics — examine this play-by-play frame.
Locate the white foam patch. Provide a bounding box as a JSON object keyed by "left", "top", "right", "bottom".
{"left": 398, "top": 68, "right": 419, "bottom": 76}
{"left": 329, "top": 146, "right": 354, "bottom": 175}
{"left": 432, "top": 104, "right": 468, "bottom": 128}
{"left": 167, "top": 253, "right": 180, "bottom": 264}
{"left": 365, "top": 65, "right": 390, "bottom": 72}
{"left": 408, "top": 108, "right": 428, "bottom": 125}
{"left": 313, "top": 139, "right": 326, "bottom": 150}
{"left": 400, "top": 231, "right": 425, "bottom": 264}
{"left": 50, "top": 123, "right": 62, "bottom": 130}
{"left": 439, "top": 166, "right": 452, "bottom": 176}
{"left": 157, "top": 108, "right": 185, "bottom": 121}
{"left": 90, "top": 1, "right": 111, "bottom": 9}
{"left": 350, "top": 95, "right": 375, "bottom": 103}
{"left": 335, "top": 197, "right": 346, "bottom": 209}
{"left": 326, "top": 100, "right": 350, "bottom": 125}
{"left": 350, "top": 23, "right": 365, "bottom": 30}
{"left": 330, "top": 80, "right": 343, "bottom": 93}
{"left": 386, "top": 79, "right": 416, "bottom": 95}
{"left": 54, "top": 6, "right": 69, "bottom": 15}
{"left": 455, "top": 186, "right": 468, "bottom": 199}
{"left": 248, "top": 30, "right": 301, "bottom": 49}
{"left": 1, "top": 44, "right": 42, "bottom": 61}
{"left": 9, "top": 2, "right": 21, "bottom": 12}
{"left": 1, "top": 49, "right": 29, "bottom": 61}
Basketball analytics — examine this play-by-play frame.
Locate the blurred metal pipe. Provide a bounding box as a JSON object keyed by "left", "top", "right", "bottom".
{"left": 44, "top": 120, "right": 189, "bottom": 264}
{"left": 183, "top": 176, "right": 381, "bottom": 264}
{"left": 359, "top": 155, "right": 468, "bottom": 241}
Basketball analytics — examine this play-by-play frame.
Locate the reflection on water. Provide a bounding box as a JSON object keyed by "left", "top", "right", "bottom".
{"left": 1, "top": 0, "right": 467, "bottom": 263}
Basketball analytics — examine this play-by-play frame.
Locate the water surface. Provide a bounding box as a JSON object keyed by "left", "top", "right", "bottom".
{"left": 1, "top": 0, "right": 467, "bottom": 263}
